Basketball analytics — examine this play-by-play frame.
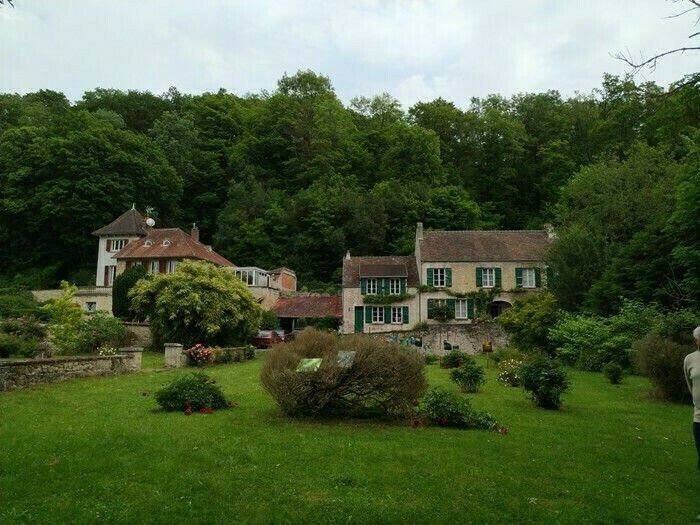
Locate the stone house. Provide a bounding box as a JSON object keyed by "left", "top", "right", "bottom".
{"left": 341, "top": 223, "right": 553, "bottom": 334}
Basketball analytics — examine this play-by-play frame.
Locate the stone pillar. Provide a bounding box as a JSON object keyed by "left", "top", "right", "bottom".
{"left": 118, "top": 347, "right": 143, "bottom": 372}
{"left": 164, "top": 343, "right": 185, "bottom": 368}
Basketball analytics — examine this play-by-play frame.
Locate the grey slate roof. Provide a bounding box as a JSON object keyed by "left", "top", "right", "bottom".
{"left": 92, "top": 209, "right": 148, "bottom": 237}
{"left": 343, "top": 256, "right": 419, "bottom": 288}
{"left": 419, "top": 230, "right": 551, "bottom": 262}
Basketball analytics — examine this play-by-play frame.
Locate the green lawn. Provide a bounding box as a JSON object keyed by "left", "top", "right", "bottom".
{"left": 1, "top": 355, "right": 697, "bottom": 524}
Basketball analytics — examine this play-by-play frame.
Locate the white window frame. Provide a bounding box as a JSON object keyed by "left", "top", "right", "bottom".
{"left": 389, "top": 278, "right": 401, "bottom": 295}
{"left": 111, "top": 239, "right": 127, "bottom": 252}
{"left": 371, "top": 306, "right": 384, "bottom": 324}
{"left": 455, "top": 299, "right": 468, "bottom": 319}
{"left": 150, "top": 260, "right": 159, "bottom": 274}
{"left": 433, "top": 268, "right": 446, "bottom": 287}
{"left": 391, "top": 306, "right": 403, "bottom": 324}
{"left": 106, "top": 265, "right": 116, "bottom": 286}
{"left": 522, "top": 268, "right": 536, "bottom": 288}
{"left": 366, "top": 278, "right": 378, "bottom": 295}
{"left": 166, "top": 260, "right": 177, "bottom": 274}
{"left": 482, "top": 268, "right": 495, "bottom": 288}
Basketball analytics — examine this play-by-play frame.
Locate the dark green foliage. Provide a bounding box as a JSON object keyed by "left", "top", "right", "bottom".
{"left": 603, "top": 362, "right": 624, "bottom": 385}
{"left": 261, "top": 329, "right": 426, "bottom": 418}
{"left": 440, "top": 350, "right": 465, "bottom": 369}
{"left": 260, "top": 310, "right": 279, "bottom": 330}
{"left": 0, "top": 290, "right": 42, "bottom": 319}
{"left": 653, "top": 308, "right": 700, "bottom": 345}
{"left": 424, "top": 354, "right": 439, "bottom": 365}
{"left": 520, "top": 357, "right": 570, "bottom": 409}
{"left": 431, "top": 302, "right": 455, "bottom": 323}
{"left": 154, "top": 372, "right": 229, "bottom": 411}
{"left": 243, "top": 344, "right": 256, "bottom": 360}
{"left": 633, "top": 334, "right": 693, "bottom": 402}
{"left": 450, "top": 357, "right": 486, "bottom": 393}
{"left": 112, "top": 265, "right": 147, "bottom": 320}
{"left": 420, "top": 388, "right": 496, "bottom": 430}
{"left": 498, "top": 292, "right": 559, "bottom": 354}
{"left": 0, "top": 333, "right": 37, "bottom": 358}
{"left": 1, "top": 316, "right": 47, "bottom": 340}
{"left": 75, "top": 312, "right": 129, "bottom": 354}
{"left": 489, "top": 346, "right": 524, "bottom": 365}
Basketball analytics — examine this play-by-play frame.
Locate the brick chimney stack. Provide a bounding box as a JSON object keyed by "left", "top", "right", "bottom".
{"left": 191, "top": 223, "right": 199, "bottom": 242}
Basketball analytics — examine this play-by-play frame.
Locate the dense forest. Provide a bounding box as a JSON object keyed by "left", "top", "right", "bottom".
{"left": 0, "top": 70, "right": 698, "bottom": 313}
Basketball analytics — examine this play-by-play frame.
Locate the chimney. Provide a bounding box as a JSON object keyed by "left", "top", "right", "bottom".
{"left": 190, "top": 223, "right": 199, "bottom": 242}
{"left": 416, "top": 222, "right": 423, "bottom": 241}
{"left": 345, "top": 250, "right": 351, "bottom": 260}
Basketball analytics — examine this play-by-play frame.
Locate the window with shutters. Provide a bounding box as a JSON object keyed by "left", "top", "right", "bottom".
{"left": 366, "top": 279, "right": 378, "bottom": 295}
{"left": 482, "top": 268, "right": 495, "bottom": 288}
{"left": 522, "top": 268, "right": 536, "bottom": 288}
{"left": 111, "top": 239, "right": 127, "bottom": 252}
{"left": 433, "top": 268, "right": 446, "bottom": 287}
{"left": 389, "top": 278, "right": 401, "bottom": 294}
{"left": 150, "top": 260, "right": 159, "bottom": 274}
{"left": 455, "top": 299, "right": 468, "bottom": 319}
{"left": 391, "top": 307, "right": 403, "bottom": 324}
{"left": 371, "top": 306, "right": 384, "bottom": 323}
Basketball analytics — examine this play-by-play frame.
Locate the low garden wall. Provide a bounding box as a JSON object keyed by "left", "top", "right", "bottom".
{"left": 366, "top": 323, "right": 508, "bottom": 355}
{"left": 0, "top": 348, "right": 143, "bottom": 391}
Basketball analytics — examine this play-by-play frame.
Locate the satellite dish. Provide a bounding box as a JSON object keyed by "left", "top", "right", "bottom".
{"left": 146, "top": 217, "right": 156, "bottom": 227}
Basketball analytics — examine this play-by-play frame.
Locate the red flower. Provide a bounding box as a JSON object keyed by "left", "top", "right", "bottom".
{"left": 439, "top": 417, "right": 449, "bottom": 427}
{"left": 184, "top": 407, "right": 192, "bottom": 416}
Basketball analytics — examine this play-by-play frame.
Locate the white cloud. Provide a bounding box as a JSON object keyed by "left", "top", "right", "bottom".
{"left": 0, "top": 0, "right": 697, "bottom": 107}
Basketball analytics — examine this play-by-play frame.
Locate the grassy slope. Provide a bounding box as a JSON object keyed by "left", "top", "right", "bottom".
{"left": 0, "top": 355, "right": 696, "bottom": 524}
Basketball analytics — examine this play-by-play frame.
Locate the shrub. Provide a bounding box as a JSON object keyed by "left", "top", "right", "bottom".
{"left": 431, "top": 302, "right": 455, "bottom": 323}
{"left": 653, "top": 309, "right": 700, "bottom": 345}
{"left": 497, "top": 292, "right": 559, "bottom": 354}
{"left": 424, "top": 354, "right": 439, "bottom": 365}
{"left": 185, "top": 344, "right": 214, "bottom": 366}
{"left": 243, "top": 344, "right": 256, "bottom": 360}
{"left": 420, "top": 388, "right": 496, "bottom": 430}
{"left": 490, "top": 346, "right": 523, "bottom": 365}
{"left": 155, "top": 372, "right": 229, "bottom": 411}
{"left": 260, "top": 310, "right": 280, "bottom": 330}
{"left": 212, "top": 347, "right": 245, "bottom": 364}
{"left": 549, "top": 314, "right": 610, "bottom": 367}
{"left": 261, "top": 328, "right": 426, "bottom": 418}
{"left": 111, "top": 265, "right": 147, "bottom": 320}
{"left": 603, "top": 362, "right": 624, "bottom": 384}
{"left": 634, "top": 333, "right": 692, "bottom": 402}
{"left": 74, "top": 312, "right": 129, "bottom": 354}
{"left": 450, "top": 357, "right": 485, "bottom": 393}
{"left": 498, "top": 359, "right": 523, "bottom": 387}
{"left": 42, "top": 281, "right": 83, "bottom": 353}
{"left": 98, "top": 346, "right": 117, "bottom": 356}
{"left": 440, "top": 350, "right": 465, "bottom": 369}
{"left": 1, "top": 317, "right": 47, "bottom": 340}
{"left": 0, "top": 289, "right": 42, "bottom": 319}
{"left": 520, "top": 357, "right": 570, "bottom": 409}
{"left": 0, "top": 333, "right": 37, "bottom": 358}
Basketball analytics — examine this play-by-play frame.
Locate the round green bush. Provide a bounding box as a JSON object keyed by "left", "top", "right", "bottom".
{"left": 0, "top": 333, "right": 38, "bottom": 358}
{"left": 633, "top": 333, "right": 692, "bottom": 402}
{"left": 440, "top": 350, "right": 465, "bottom": 369}
{"left": 520, "top": 357, "right": 570, "bottom": 409}
{"left": 450, "top": 357, "right": 485, "bottom": 393}
{"left": 155, "top": 372, "right": 229, "bottom": 411}
{"left": 602, "top": 362, "right": 624, "bottom": 385}
{"left": 420, "top": 388, "right": 496, "bottom": 430}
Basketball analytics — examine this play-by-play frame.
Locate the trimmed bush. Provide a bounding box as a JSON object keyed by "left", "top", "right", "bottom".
{"left": 603, "top": 362, "right": 624, "bottom": 385}
{"left": 74, "top": 312, "right": 129, "bottom": 354}
{"left": 498, "top": 359, "right": 523, "bottom": 387}
{"left": 440, "top": 350, "right": 465, "bottom": 369}
{"left": 520, "top": 357, "right": 570, "bottom": 409}
{"left": 1, "top": 317, "right": 47, "bottom": 340}
{"left": 450, "top": 357, "right": 485, "bottom": 393}
{"left": 0, "top": 333, "right": 37, "bottom": 358}
{"left": 0, "top": 289, "right": 42, "bottom": 319}
{"left": 420, "top": 388, "right": 496, "bottom": 430}
{"left": 261, "top": 328, "right": 426, "bottom": 418}
{"left": 634, "top": 333, "right": 692, "bottom": 402}
{"left": 155, "top": 372, "right": 229, "bottom": 411}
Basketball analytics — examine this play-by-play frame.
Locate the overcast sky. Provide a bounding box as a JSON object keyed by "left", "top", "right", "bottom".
{"left": 1, "top": 1, "right": 698, "bottom": 108}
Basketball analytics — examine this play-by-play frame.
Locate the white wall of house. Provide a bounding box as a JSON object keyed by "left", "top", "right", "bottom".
{"left": 96, "top": 236, "right": 140, "bottom": 286}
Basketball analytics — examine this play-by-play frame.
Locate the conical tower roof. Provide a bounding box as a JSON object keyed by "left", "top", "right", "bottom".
{"left": 92, "top": 208, "right": 148, "bottom": 237}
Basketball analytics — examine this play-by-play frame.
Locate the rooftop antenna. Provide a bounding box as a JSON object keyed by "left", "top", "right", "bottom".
{"left": 131, "top": 203, "right": 136, "bottom": 210}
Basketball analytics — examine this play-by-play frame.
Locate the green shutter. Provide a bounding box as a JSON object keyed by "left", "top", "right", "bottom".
{"left": 384, "top": 305, "right": 391, "bottom": 324}
{"left": 495, "top": 267, "right": 502, "bottom": 288}
{"left": 535, "top": 268, "right": 542, "bottom": 288}
{"left": 400, "top": 278, "right": 406, "bottom": 294}
{"left": 427, "top": 268, "right": 434, "bottom": 287}
{"left": 515, "top": 268, "right": 523, "bottom": 288}
{"left": 427, "top": 299, "right": 435, "bottom": 319}
{"left": 360, "top": 278, "right": 367, "bottom": 295}
{"left": 365, "top": 306, "right": 372, "bottom": 323}
{"left": 445, "top": 268, "right": 452, "bottom": 287}
{"left": 476, "top": 267, "right": 483, "bottom": 287}
{"left": 447, "top": 298, "right": 456, "bottom": 318}
{"left": 467, "top": 299, "right": 475, "bottom": 319}
{"left": 402, "top": 306, "right": 409, "bottom": 324}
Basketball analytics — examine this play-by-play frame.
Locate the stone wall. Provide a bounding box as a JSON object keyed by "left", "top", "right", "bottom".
{"left": 0, "top": 348, "right": 142, "bottom": 391}
{"left": 123, "top": 322, "right": 152, "bottom": 347}
{"left": 365, "top": 322, "right": 508, "bottom": 356}
{"left": 33, "top": 286, "right": 113, "bottom": 313}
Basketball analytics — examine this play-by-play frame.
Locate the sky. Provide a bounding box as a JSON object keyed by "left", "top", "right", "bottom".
{"left": 1, "top": 0, "right": 698, "bottom": 108}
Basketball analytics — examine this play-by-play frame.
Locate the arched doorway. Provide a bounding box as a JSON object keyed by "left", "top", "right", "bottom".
{"left": 488, "top": 300, "right": 512, "bottom": 318}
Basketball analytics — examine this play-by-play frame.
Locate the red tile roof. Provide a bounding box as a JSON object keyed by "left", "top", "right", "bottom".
{"left": 343, "top": 255, "right": 419, "bottom": 288}
{"left": 114, "top": 228, "right": 235, "bottom": 267}
{"left": 419, "top": 230, "right": 552, "bottom": 262}
{"left": 271, "top": 295, "right": 342, "bottom": 319}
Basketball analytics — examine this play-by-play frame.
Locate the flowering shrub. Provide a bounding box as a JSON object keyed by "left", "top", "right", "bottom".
{"left": 450, "top": 357, "right": 485, "bottom": 393}
{"left": 498, "top": 359, "right": 523, "bottom": 387}
{"left": 98, "top": 346, "right": 117, "bottom": 356}
{"left": 155, "top": 372, "right": 229, "bottom": 412}
{"left": 419, "top": 388, "right": 497, "bottom": 430}
{"left": 185, "top": 344, "right": 214, "bottom": 366}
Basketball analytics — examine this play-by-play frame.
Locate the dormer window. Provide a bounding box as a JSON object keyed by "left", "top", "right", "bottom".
{"left": 162, "top": 239, "right": 171, "bottom": 247}
{"left": 144, "top": 240, "right": 153, "bottom": 247}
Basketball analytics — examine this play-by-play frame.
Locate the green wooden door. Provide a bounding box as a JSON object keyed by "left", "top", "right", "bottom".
{"left": 354, "top": 306, "right": 364, "bottom": 333}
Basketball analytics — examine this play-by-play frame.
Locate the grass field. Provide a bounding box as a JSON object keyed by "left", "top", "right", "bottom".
{"left": 1, "top": 353, "right": 697, "bottom": 524}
